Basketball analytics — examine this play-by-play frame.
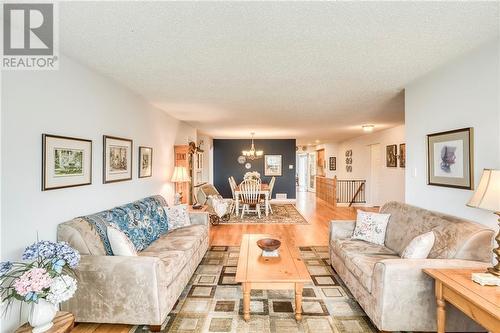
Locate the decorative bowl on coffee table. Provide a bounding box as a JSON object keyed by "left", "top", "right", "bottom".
{"left": 257, "top": 238, "right": 281, "bottom": 251}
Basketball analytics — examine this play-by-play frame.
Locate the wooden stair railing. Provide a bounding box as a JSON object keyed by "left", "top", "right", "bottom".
{"left": 336, "top": 179, "right": 366, "bottom": 205}
{"left": 348, "top": 182, "right": 365, "bottom": 207}
{"left": 315, "top": 176, "right": 337, "bottom": 207}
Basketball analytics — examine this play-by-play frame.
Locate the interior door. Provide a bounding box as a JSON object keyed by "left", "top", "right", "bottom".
{"left": 369, "top": 144, "right": 381, "bottom": 206}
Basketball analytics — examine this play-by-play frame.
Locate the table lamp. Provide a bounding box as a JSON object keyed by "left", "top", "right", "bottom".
{"left": 171, "top": 166, "right": 190, "bottom": 205}
{"left": 467, "top": 169, "right": 500, "bottom": 276}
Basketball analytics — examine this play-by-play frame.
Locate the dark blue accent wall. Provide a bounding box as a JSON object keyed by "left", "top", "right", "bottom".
{"left": 213, "top": 139, "right": 296, "bottom": 199}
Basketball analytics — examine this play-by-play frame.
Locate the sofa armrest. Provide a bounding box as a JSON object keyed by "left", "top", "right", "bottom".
{"left": 189, "top": 211, "right": 210, "bottom": 226}
{"left": 62, "top": 255, "right": 167, "bottom": 325}
{"left": 371, "top": 258, "right": 489, "bottom": 330}
{"left": 329, "top": 220, "right": 356, "bottom": 241}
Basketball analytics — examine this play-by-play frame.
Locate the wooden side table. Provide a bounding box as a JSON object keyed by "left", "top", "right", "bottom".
{"left": 15, "top": 312, "right": 74, "bottom": 333}
{"left": 424, "top": 268, "right": 500, "bottom": 333}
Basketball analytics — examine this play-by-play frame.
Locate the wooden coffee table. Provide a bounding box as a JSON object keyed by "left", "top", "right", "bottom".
{"left": 235, "top": 234, "right": 311, "bottom": 321}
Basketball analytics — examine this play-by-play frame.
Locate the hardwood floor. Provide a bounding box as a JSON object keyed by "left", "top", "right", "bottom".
{"left": 210, "top": 190, "right": 360, "bottom": 247}
{"left": 72, "top": 190, "right": 365, "bottom": 333}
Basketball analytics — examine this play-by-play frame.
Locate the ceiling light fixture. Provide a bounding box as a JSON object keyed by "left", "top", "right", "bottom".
{"left": 362, "top": 125, "right": 375, "bottom": 132}
{"left": 242, "top": 132, "right": 263, "bottom": 160}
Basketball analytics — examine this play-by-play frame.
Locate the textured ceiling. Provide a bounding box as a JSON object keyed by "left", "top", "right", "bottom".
{"left": 59, "top": 1, "right": 499, "bottom": 144}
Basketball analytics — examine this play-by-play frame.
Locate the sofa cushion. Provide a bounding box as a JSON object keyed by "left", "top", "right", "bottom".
{"left": 163, "top": 204, "right": 191, "bottom": 230}
{"left": 380, "top": 201, "right": 493, "bottom": 260}
{"left": 139, "top": 224, "right": 208, "bottom": 286}
{"left": 82, "top": 195, "right": 168, "bottom": 254}
{"left": 401, "top": 231, "right": 435, "bottom": 259}
{"left": 351, "top": 210, "right": 391, "bottom": 245}
{"left": 107, "top": 224, "right": 137, "bottom": 256}
{"left": 331, "top": 239, "right": 399, "bottom": 292}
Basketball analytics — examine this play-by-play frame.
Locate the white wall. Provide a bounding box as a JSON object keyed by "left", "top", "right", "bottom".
{"left": 335, "top": 126, "right": 406, "bottom": 205}
{"left": 405, "top": 39, "right": 500, "bottom": 229}
{"left": 197, "top": 133, "right": 213, "bottom": 184}
{"left": 1, "top": 55, "right": 194, "bottom": 332}
{"left": 315, "top": 143, "right": 338, "bottom": 179}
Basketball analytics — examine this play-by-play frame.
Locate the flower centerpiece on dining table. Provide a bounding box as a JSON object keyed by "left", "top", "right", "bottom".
{"left": 243, "top": 171, "right": 261, "bottom": 181}
{"left": 0, "top": 240, "right": 80, "bottom": 333}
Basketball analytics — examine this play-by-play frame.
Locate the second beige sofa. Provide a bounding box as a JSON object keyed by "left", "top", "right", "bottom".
{"left": 329, "top": 201, "right": 493, "bottom": 332}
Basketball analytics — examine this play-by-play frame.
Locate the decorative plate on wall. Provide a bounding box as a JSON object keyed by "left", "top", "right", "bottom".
{"left": 245, "top": 162, "right": 251, "bottom": 169}
{"left": 237, "top": 155, "right": 246, "bottom": 164}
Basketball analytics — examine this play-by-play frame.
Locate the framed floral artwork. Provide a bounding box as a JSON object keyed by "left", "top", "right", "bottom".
{"left": 427, "top": 127, "right": 473, "bottom": 189}
{"left": 42, "top": 134, "right": 92, "bottom": 190}
{"left": 138, "top": 146, "right": 153, "bottom": 178}
{"left": 264, "top": 154, "right": 282, "bottom": 176}
{"left": 103, "top": 135, "right": 133, "bottom": 183}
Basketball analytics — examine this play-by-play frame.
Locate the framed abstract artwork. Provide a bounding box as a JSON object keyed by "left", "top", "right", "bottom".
{"left": 399, "top": 143, "right": 406, "bottom": 168}
{"left": 138, "top": 146, "right": 153, "bottom": 178}
{"left": 42, "top": 134, "right": 92, "bottom": 191}
{"left": 386, "top": 144, "right": 397, "bottom": 167}
{"left": 103, "top": 135, "right": 133, "bottom": 183}
{"left": 264, "top": 154, "right": 282, "bottom": 176}
{"left": 427, "top": 127, "right": 473, "bottom": 189}
{"left": 329, "top": 157, "right": 336, "bottom": 171}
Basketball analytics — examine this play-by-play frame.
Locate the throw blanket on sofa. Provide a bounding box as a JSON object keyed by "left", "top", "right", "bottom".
{"left": 82, "top": 195, "right": 168, "bottom": 255}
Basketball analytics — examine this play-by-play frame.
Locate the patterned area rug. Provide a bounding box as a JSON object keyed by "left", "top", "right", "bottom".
{"left": 132, "top": 246, "right": 378, "bottom": 333}
{"left": 220, "top": 204, "right": 309, "bottom": 225}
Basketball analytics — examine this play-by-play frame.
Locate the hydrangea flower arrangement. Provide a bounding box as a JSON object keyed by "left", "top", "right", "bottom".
{"left": 0, "top": 241, "right": 80, "bottom": 310}
{"left": 244, "top": 171, "right": 261, "bottom": 181}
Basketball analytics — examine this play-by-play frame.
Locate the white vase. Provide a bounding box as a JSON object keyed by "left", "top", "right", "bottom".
{"left": 28, "top": 299, "right": 58, "bottom": 333}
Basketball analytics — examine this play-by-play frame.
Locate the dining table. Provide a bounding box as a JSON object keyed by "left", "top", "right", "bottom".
{"left": 234, "top": 183, "right": 271, "bottom": 216}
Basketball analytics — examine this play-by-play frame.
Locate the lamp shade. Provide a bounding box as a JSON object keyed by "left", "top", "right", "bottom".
{"left": 467, "top": 169, "right": 500, "bottom": 212}
{"left": 171, "top": 166, "right": 190, "bottom": 183}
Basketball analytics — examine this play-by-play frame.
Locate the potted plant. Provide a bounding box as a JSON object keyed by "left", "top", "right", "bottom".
{"left": 0, "top": 241, "right": 80, "bottom": 333}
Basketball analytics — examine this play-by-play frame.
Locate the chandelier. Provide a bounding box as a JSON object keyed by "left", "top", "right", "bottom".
{"left": 242, "top": 132, "right": 263, "bottom": 160}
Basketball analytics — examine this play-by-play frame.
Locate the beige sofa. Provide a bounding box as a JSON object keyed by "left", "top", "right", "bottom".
{"left": 57, "top": 195, "right": 209, "bottom": 330}
{"left": 329, "top": 201, "right": 493, "bottom": 332}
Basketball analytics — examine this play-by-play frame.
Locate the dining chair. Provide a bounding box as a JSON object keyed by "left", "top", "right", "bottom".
{"left": 239, "top": 178, "right": 263, "bottom": 219}
{"left": 228, "top": 176, "right": 238, "bottom": 215}
{"left": 267, "top": 176, "right": 276, "bottom": 214}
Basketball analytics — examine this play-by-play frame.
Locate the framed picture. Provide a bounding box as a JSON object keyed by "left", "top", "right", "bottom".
{"left": 386, "top": 144, "right": 397, "bottom": 167}
{"left": 138, "top": 146, "right": 153, "bottom": 178}
{"left": 103, "top": 135, "right": 133, "bottom": 183}
{"left": 329, "top": 157, "right": 336, "bottom": 171}
{"left": 264, "top": 154, "right": 282, "bottom": 176}
{"left": 399, "top": 143, "right": 406, "bottom": 168}
{"left": 427, "top": 127, "right": 473, "bottom": 189}
{"left": 42, "top": 134, "right": 92, "bottom": 191}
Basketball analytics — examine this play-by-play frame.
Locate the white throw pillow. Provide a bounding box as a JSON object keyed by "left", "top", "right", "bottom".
{"left": 163, "top": 204, "right": 191, "bottom": 230}
{"left": 401, "top": 231, "right": 435, "bottom": 259}
{"left": 107, "top": 224, "right": 137, "bottom": 256}
{"left": 351, "top": 210, "right": 391, "bottom": 245}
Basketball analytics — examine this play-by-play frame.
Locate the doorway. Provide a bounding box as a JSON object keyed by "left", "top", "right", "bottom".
{"left": 308, "top": 152, "right": 317, "bottom": 192}
{"left": 297, "top": 153, "right": 308, "bottom": 192}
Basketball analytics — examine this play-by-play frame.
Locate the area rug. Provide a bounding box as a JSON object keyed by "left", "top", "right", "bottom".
{"left": 220, "top": 204, "right": 309, "bottom": 225}
{"left": 132, "top": 246, "right": 378, "bottom": 333}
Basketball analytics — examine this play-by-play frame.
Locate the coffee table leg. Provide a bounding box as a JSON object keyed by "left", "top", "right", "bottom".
{"left": 243, "top": 282, "right": 251, "bottom": 321}
{"left": 295, "top": 283, "right": 303, "bottom": 321}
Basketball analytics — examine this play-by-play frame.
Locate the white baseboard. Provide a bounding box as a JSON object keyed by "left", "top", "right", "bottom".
{"left": 270, "top": 198, "right": 297, "bottom": 204}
